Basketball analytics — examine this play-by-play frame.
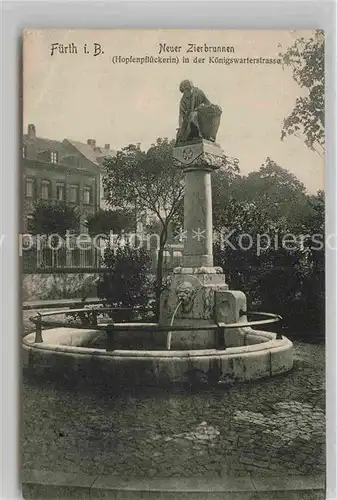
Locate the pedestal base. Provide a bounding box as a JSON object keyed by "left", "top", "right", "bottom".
{"left": 160, "top": 270, "right": 228, "bottom": 349}
{"left": 173, "top": 266, "right": 223, "bottom": 275}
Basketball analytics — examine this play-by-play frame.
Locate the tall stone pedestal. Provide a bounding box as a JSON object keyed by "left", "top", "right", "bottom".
{"left": 159, "top": 139, "right": 230, "bottom": 349}
{"left": 173, "top": 139, "right": 225, "bottom": 270}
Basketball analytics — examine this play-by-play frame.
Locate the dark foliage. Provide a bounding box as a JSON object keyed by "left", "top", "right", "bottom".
{"left": 97, "top": 245, "right": 152, "bottom": 320}
{"left": 28, "top": 200, "right": 80, "bottom": 237}
{"left": 214, "top": 176, "right": 325, "bottom": 341}
{"left": 85, "top": 208, "right": 136, "bottom": 237}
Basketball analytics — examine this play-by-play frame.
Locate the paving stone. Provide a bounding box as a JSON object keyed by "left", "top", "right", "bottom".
{"left": 22, "top": 483, "right": 92, "bottom": 499}
{"left": 253, "top": 492, "right": 325, "bottom": 500}
{"left": 22, "top": 341, "right": 325, "bottom": 479}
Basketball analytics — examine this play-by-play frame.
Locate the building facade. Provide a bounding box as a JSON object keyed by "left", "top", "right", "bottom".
{"left": 22, "top": 124, "right": 115, "bottom": 232}
{"left": 62, "top": 137, "right": 115, "bottom": 212}
{"left": 22, "top": 124, "right": 181, "bottom": 271}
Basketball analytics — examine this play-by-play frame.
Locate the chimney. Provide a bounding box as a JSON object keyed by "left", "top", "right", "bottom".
{"left": 104, "top": 144, "right": 110, "bottom": 150}
{"left": 27, "top": 124, "right": 36, "bottom": 139}
{"left": 87, "top": 139, "right": 96, "bottom": 147}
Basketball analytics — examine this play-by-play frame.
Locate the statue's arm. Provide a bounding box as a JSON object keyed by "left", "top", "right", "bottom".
{"left": 179, "top": 107, "right": 184, "bottom": 127}
{"left": 200, "top": 89, "right": 211, "bottom": 106}
{"left": 179, "top": 97, "right": 189, "bottom": 126}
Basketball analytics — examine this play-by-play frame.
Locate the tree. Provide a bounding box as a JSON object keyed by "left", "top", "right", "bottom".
{"left": 300, "top": 190, "right": 325, "bottom": 337}
{"left": 211, "top": 159, "right": 241, "bottom": 230}
{"left": 103, "top": 138, "right": 185, "bottom": 318}
{"left": 213, "top": 158, "right": 307, "bottom": 230}
{"left": 28, "top": 200, "right": 80, "bottom": 237}
{"left": 213, "top": 193, "right": 294, "bottom": 300}
{"left": 213, "top": 167, "right": 325, "bottom": 340}
{"left": 280, "top": 30, "right": 324, "bottom": 158}
{"left": 85, "top": 208, "right": 136, "bottom": 238}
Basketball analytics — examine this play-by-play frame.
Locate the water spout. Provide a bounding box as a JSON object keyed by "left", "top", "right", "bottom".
{"left": 166, "top": 300, "right": 182, "bottom": 350}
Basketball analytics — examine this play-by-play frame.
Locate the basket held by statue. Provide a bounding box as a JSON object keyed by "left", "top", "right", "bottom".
{"left": 197, "top": 104, "right": 222, "bottom": 141}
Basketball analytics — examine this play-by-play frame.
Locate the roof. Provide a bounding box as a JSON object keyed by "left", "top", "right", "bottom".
{"left": 23, "top": 135, "right": 70, "bottom": 159}
{"left": 23, "top": 130, "right": 116, "bottom": 169}
{"left": 64, "top": 139, "right": 116, "bottom": 166}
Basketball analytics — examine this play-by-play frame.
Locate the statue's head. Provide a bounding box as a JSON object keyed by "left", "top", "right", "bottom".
{"left": 179, "top": 80, "right": 193, "bottom": 93}
{"left": 176, "top": 281, "right": 196, "bottom": 313}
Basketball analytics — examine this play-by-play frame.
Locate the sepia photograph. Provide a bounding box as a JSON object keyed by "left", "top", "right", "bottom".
{"left": 21, "top": 29, "right": 325, "bottom": 499}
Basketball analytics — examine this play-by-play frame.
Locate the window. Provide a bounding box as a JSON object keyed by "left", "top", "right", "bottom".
{"left": 41, "top": 180, "right": 51, "bottom": 200}
{"left": 22, "top": 145, "right": 27, "bottom": 158}
{"left": 83, "top": 187, "right": 92, "bottom": 204}
{"left": 56, "top": 183, "right": 65, "bottom": 201}
{"left": 26, "top": 213, "right": 34, "bottom": 232}
{"left": 50, "top": 151, "right": 58, "bottom": 164}
{"left": 69, "top": 185, "right": 78, "bottom": 203}
{"left": 25, "top": 178, "right": 34, "bottom": 198}
{"left": 103, "top": 187, "right": 109, "bottom": 199}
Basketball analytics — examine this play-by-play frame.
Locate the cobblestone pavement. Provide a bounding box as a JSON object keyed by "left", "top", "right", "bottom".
{"left": 22, "top": 342, "right": 325, "bottom": 478}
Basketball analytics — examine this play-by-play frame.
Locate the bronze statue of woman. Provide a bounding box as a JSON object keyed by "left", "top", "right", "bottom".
{"left": 176, "top": 80, "right": 222, "bottom": 145}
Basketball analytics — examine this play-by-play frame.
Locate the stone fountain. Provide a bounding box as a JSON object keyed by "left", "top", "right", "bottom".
{"left": 22, "top": 81, "right": 293, "bottom": 386}
{"left": 160, "top": 80, "right": 248, "bottom": 350}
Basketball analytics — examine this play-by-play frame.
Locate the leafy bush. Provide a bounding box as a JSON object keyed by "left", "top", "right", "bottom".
{"left": 214, "top": 236, "right": 324, "bottom": 342}
{"left": 85, "top": 208, "right": 136, "bottom": 237}
{"left": 28, "top": 200, "right": 80, "bottom": 236}
{"left": 65, "top": 303, "right": 105, "bottom": 326}
{"left": 22, "top": 273, "right": 98, "bottom": 301}
{"left": 213, "top": 183, "right": 325, "bottom": 342}
{"left": 97, "top": 245, "right": 152, "bottom": 320}
{"left": 215, "top": 246, "right": 324, "bottom": 340}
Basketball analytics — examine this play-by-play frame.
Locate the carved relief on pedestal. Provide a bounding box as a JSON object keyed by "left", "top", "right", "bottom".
{"left": 173, "top": 140, "right": 225, "bottom": 171}
{"left": 176, "top": 281, "right": 197, "bottom": 314}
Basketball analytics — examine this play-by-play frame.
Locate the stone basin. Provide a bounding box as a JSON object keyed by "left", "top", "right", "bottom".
{"left": 22, "top": 325, "right": 293, "bottom": 385}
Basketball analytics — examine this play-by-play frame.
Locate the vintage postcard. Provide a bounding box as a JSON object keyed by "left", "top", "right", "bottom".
{"left": 22, "top": 29, "right": 325, "bottom": 499}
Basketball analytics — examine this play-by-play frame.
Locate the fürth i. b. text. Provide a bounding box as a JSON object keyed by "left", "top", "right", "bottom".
{"left": 50, "top": 43, "right": 104, "bottom": 57}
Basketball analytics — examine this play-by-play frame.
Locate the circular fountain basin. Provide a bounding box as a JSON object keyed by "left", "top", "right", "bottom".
{"left": 22, "top": 326, "right": 293, "bottom": 385}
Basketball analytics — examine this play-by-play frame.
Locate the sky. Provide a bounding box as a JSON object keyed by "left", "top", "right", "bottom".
{"left": 23, "top": 29, "right": 324, "bottom": 194}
